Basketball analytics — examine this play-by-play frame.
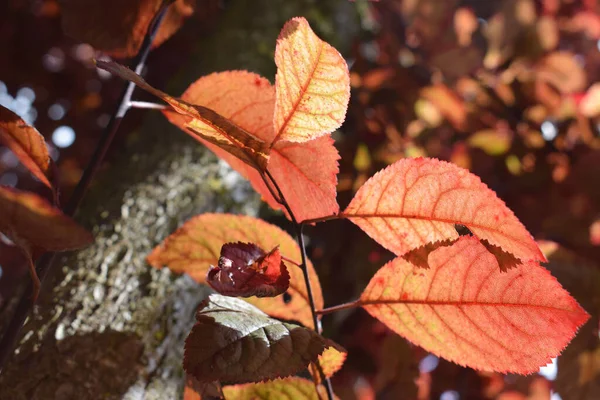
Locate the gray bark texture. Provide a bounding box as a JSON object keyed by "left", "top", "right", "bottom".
{"left": 0, "top": 1, "right": 355, "bottom": 399}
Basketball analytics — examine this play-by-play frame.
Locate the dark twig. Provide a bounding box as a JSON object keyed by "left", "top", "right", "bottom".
{"left": 260, "top": 169, "right": 335, "bottom": 400}
{"left": 0, "top": 0, "right": 174, "bottom": 374}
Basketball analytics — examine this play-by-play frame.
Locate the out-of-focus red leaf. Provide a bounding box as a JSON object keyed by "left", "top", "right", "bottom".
{"left": 0, "top": 106, "right": 51, "bottom": 188}
{"left": 147, "top": 213, "right": 322, "bottom": 327}
{"left": 343, "top": 157, "right": 545, "bottom": 262}
{"left": 272, "top": 17, "right": 350, "bottom": 143}
{"left": 207, "top": 243, "right": 290, "bottom": 298}
{"left": 360, "top": 236, "right": 589, "bottom": 374}
{"left": 58, "top": 0, "right": 195, "bottom": 58}
{"left": 0, "top": 185, "right": 93, "bottom": 251}
{"left": 420, "top": 86, "right": 467, "bottom": 131}
{"left": 162, "top": 71, "right": 340, "bottom": 222}
{"left": 95, "top": 61, "right": 270, "bottom": 171}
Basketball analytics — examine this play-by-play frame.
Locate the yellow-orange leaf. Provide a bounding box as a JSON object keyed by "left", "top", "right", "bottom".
{"left": 223, "top": 377, "right": 336, "bottom": 400}
{"left": 309, "top": 346, "right": 347, "bottom": 383}
{"left": 163, "top": 71, "right": 340, "bottom": 222}
{"left": 95, "top": 61, "right": 270, "bottom": 171}
{"left": 344, "top": 157, "right": 545, "bottom": 263}
{"left": 59, "top": 0, "right": 194, "bottom": 58}
{"left": 0, "top": 186, "right": 93, "bottom": 251}
{"left": 273, "top": 17, "right": 350, "bottom": 143}
{"left": 360, "top": 236, "right": 589, "bottom": 374}
{"left": 147, "top": 213, "right": 322, "bottom": 327}
{"left": 0, "top": 106, "right": 51, "bottom": 188}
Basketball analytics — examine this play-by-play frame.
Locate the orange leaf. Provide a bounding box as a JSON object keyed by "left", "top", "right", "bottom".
{"left": 0, "top": 186, "right": 93, "bottom": 251}
{"left": 0, "top": 106, "right": 52, "bottom": 188}
{"left": 344, "top": 157, "right": 545, "bottom": 263}
{"left": 309, "top": 346, "right": 347, "bottom": 383}
{"left": 207, "top": 243, "right": 290, "bottom": 298}
{"left": 147, "top": 213, "right": 322, "bottom": 327}
{"left": 360, "top": 236, "right": 589, "bottom": 374}
{"left": 59, "top": 0, "right": 194, "bottom": 58}
{"left": 95, "top": 61, "right": 270, "bottom": 171}
{"left": 272, "top": 17, "right": 350, "bottom": 143}
{"left": 163, "top": 71, "right": 340, "bottom": 222}
{"left": 223, "top": 377, "right": 335, "bottom": 400}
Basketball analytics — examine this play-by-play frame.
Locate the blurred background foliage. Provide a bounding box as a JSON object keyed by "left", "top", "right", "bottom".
{"left": 0, "top": 0, "right": 599, "bottom": 399}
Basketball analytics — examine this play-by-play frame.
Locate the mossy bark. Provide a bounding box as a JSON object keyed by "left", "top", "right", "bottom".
{"left": 0, "top": 1, "right": 355, "bottom": 398}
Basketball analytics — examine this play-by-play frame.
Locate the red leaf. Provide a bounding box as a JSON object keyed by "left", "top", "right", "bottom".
{"left": 344, "top": 157, "right": 545, "bottom": 262}
{"left": 163, "top": 71, "right": 340, "bottom": 222}
{"left": 273, "top": 17, "right": 350, "bottom": 143}
{"left": 360, "top": 236, "right": 589, "bottom": 374}
{"left": 147, "top": 213, "right": 322, "bottom": 327}
{"left": 207, "top": 243, "right": 290, "bottom": 298}
{"left": 0, "top": 105, "right": 52, "bottom": 188}
{"left": 0, "top": 186, "right": 93, "bottom": 251}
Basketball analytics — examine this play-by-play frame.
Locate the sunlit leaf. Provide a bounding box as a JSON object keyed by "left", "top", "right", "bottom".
{"left": 163, "top": 71, "right": 339, "bottom": 222}
{"left": 0, "top": 185, "right": 93, "bottom": 251}
{"left": 344, "top": 157, "right": 545, "bottom": 262}
{"left": 309, "top": 346, "right": 347, "bottom": 384}
{"left": 59, "top": 0, "right": 195, "bottom": 57}
{"left": 360, "top": 236, "right": 589, "bottom": 374}
{"left": 147, "top": 213, "right": 322, "bottom": 327}
{"left": 184, "top": 295, "right": 339, "bottom": 383}
{"left": 273, "top": 17, "right": 350, "bottom": 143}
{"left": 0, "top": 105, "right": 52, "bottom": 188}
{"left": 95, "top": 61, "right": 270, "bottom": 171}
{"left": 207, "top": 243, "right": 290, "bottom": 298}
{"left": 223, "top": 377, "right": 334, "bottom": 400}
{"left": 468, "top": 130, "right": 513, "bottom": 156}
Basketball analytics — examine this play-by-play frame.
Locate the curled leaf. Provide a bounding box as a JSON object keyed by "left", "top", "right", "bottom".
{"left": 360, "top": 236, "right": 589, "bottom": 374}
{"left": 273, "top": 17, "right": 350, "bottom": 143}
{"left": 184, "top": 294, "right": 340, "bottom": 383}
{"left": 147, "top": 213, "right": 322, "bottom": 327}
{"left": 207, "top": 243, "right": 290, "bottom": 298}
{"left": 95, "top": 61, "right": 270, "bottom": 171}
{"left": 344, "top": 157, "right": 545, "bottom": 263}
{"left": 0, "top": 106, "right": 51, "bottom": 188}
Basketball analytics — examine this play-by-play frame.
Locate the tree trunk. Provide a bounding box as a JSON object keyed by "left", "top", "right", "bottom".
{"left": 0, "top": 1, "right": 355, "bottom": 398}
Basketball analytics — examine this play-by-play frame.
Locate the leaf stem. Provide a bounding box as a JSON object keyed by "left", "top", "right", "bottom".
{"left": 316, "top": 300, "right": 362, "bottom": 316}
{"left": 128, "top": 100, "right": 167, "bottom": 110}
{"left": 301, "top": 214, "right": 344, "bottom": 225}
{"left": 261, "top": 169, "right": 334, "bottom": 400}
{"left": 0, "top": 0, "right": 174, "bottom": 373}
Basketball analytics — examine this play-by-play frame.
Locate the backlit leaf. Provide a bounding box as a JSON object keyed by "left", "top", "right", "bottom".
{"left": 162, "top": 70, "right": 340, "bottom": 222}
{"left": 0, "top": 105, "right": 51, "bottom": 188}
{"left": 468, "top": 130, "right": 513, "bottom": 156}
{"left": 0, "top": 186, "right": 93, "bottom": 251}
{"left": 223, "top": 377, "right": 333, "bottom": 400}
{"left": 95, "top": 61, "right": 270, "bottom": 171}
{"left": 59, "top": 0, "right": 195, "bottom": 58}
{"left": 207, "top": 243, "right": 290, "bottom": 298}
{"left": 273, "top": 17, "right": 350, "bottom": 143}
{"left": 360, "top": 236, "right": 589, "bottom": 374}
{"left": 309, "top": 346, "right": 347, "bottom": 384}
{"left": 344, "top": 157, "right": 545, "bottom": 263}
{"left": 147, "top": 213, "right": 322, "bottom": 327}
{"left": 184, "top": 295, "right": 339, "bottom": 383}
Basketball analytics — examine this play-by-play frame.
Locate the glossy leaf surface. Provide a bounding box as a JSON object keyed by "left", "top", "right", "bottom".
{"left": 360, "top": 236, "right": 589, "bottom": 373}
{"left": 344, "top": 157, "right": 545, "bottom": 262}
{"left": 184, "top": 295, "right": 338, "bottom": 383}
{"left": 0, "top": 105, "right": 51, "bottom": 188}
{"left": 273, "top": 17, "right": 350, "bottom": 143}
{"left": 207, "top": 243, "right": 290, "bottom": 298}
{"left": 147, "top": 213, "right": 322, "bottom": 327}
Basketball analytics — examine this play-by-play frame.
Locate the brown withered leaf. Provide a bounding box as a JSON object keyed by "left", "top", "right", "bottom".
{"left": 207, "top": 243, "right": 290, "bottom": 298}
{"left": 58, "top": 0, "right": 195, "bottom": 58}
{"left": 95, "top": 61, "right": 270, "bottom": 171}
{"left": 0, "top": 105, "right": 52, "bottom": 188}
{"left": 184, "top": 295, "right": 341, "bottom": 383}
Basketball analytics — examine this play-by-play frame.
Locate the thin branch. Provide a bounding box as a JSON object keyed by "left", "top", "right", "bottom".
{"left": 281, "top": 255, "right": 301, "bottom": 268}
{"left": 0, "top": 0, "right": 174, "bottom": 373}
{"left": 316, "top": 300, "right": 362, "bottom": 316}
{"left": 128, "top": 100, "right": 167, "bottom": 110}
{"left": 301, "top": 214, "right": 343, "bottom": 225}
